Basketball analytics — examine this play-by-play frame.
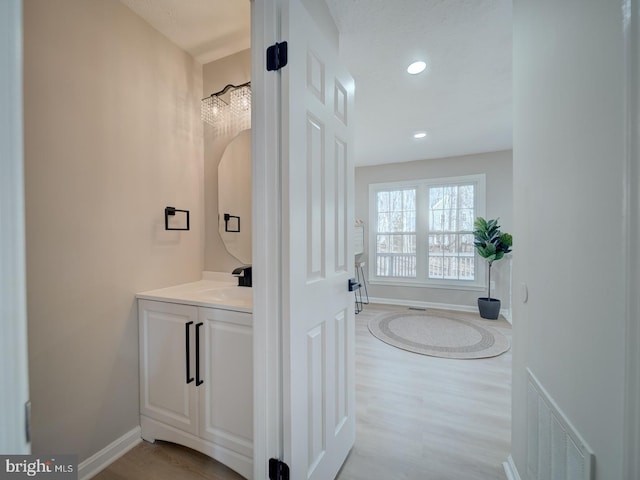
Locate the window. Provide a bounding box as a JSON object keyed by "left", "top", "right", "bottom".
{"left": 374, "top": 188, "right": 416, "bottom": 277}
{"left": 369, "top": 175, "right": 485, "bottom": 287}
{"left": 427, "top": 184, "right": 475, "bottom": 280}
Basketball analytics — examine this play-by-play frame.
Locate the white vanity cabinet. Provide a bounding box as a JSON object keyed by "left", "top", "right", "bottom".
{"left": 138, "top": 299, "right": 253, "bottom": 479}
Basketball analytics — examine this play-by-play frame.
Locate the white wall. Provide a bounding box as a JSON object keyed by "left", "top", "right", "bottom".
{"left": 355, "top": 150, "right": 513, "bottom": 311}
{"left": 512, "top": 0, "right": 628, "bottom": 477}
{"left": 203, "top": 49, "right": 252, "bottom": 273}
{"left": 24, "top": 0, "right": 204, "bottom": 461}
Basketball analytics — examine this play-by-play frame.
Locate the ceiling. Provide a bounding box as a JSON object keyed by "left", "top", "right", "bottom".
{"left": 120, "top": 0, "right": 512, "bottom": 167}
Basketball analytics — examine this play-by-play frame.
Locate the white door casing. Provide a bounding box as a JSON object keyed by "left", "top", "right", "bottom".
{"left": 250, "top": 0, "right": 282, "bottom": 478}
{"left": 0, "top": 0, "right": 30, "bottom": 454}
{"left": 280, "top": 1, "right": 356, "bottom": 478}
{"left": 623, "top": 0, "right": 640, "bottom": 477}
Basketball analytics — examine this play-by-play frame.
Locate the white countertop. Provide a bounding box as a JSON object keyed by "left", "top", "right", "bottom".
{"left": 136, "top": 272, "right": 252, "bottom": 313}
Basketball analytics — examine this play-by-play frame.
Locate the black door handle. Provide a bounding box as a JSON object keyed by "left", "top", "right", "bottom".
{"left": 195, "top": 322, "right": 204, "bottom": 386}
{"left": 185, "top": 321, "right": 194, "bottom": 384}
{"left": 348, "top": 278, "right": 361, "bottom": 291}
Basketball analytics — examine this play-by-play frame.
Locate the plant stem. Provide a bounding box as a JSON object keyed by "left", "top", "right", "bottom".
{"left": 488, "top": 262, "right": 492, "bottom": 300}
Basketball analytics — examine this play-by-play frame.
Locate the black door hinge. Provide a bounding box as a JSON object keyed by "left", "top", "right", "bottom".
{"left": 266, "top": 41, "right": 288, "bottom": 71}
{"left": 269, "top": 458, "right": 290, "bottom": 480}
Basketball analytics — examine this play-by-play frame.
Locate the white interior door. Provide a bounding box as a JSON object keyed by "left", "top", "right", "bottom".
{"left": 281, "top": 1, "right": 356, "bottom": 478}
{"left": 0, "top": 0, "right": 30, "bottom": 454}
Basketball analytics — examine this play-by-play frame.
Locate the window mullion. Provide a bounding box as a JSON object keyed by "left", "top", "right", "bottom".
{"left": 415, "top": 184, "right": 429, "bottom": 282}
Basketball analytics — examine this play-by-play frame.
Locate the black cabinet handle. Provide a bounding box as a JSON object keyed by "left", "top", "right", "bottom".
{"left": 185, "top": 321, "right": 194, "bottom": 384}
{"left": 195, "top": 322, "right": 204, "bottom": 386}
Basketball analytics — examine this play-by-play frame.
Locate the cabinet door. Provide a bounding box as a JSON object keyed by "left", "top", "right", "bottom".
{"left": 198, "top": 307, "right": 253, "bottom": 458}
{"left": 139, "top": 300, "right": 199, "bottom": 435}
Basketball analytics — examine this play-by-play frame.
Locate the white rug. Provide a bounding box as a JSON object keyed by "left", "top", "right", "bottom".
{"left": 368, "top": 309, "right": 511, "bottom": 359}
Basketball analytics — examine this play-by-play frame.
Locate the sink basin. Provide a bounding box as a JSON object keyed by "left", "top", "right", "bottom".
{"left": 196, "top": 286, "right": 252, "bottom": 302}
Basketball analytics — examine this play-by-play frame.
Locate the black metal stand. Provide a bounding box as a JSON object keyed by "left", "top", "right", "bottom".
{"left": 354, "top": 288, "right": 363, "bottom": 314}
{"left": 348, "top": 278, "right": 363, "bottom": 314}
{"left": 355, "top": 261, "right": 369, "bottom": 305}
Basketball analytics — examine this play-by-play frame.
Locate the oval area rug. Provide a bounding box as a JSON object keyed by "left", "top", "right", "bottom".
{"left": 368, "top": 310, "right": 510, "bottom": 359}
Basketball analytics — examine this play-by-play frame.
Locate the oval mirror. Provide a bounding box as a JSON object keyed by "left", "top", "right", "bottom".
{"left": 218, "top": 129, "right": 251, "bottom": 264}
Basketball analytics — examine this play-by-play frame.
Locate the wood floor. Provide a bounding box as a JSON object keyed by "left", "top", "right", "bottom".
{"left": 336, "top": 304, "right": 511, "bottom": 480}
{"left": 94, "top": 304, "right": 511, "bottom": 480}
{"left": 92, "top": 440, "right": 245, "bottom": 480}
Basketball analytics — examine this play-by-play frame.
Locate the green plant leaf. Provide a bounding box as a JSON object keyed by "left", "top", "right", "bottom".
{"left": 477, "top": 243, "right": 496, "bottom": 258}
{"left": 474, "top": 217, "right": 487, "bottom": 229}
{"left": 500, "top": 232, "right": 513, "bottom": 247}
{"left": 473, "top": 217, "right": 513, "bottom": 264}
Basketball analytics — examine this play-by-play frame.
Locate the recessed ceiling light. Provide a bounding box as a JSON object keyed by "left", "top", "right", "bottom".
{"left": 413, "top": 132, "right": 427, "bottom": 139}
{"left": 407, "top": 61, "right": 427, "bottom": 75}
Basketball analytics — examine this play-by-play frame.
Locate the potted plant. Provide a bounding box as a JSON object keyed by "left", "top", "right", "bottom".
{"left": 473, "top": 217, "right": 513, "bottom": 319}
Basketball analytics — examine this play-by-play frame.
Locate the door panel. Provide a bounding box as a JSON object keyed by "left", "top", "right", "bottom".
{"left": 335, "top": 138, "right": 347, "bottom": 273}
{"left": 334, "top": 310, "right": 348, "bottom": 433}
{"left": 306, "top": 113, "right": 325, "bottom": 280}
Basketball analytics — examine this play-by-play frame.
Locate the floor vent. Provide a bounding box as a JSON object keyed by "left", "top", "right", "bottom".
{"left": 527, "top": 369, "right": 594, "bottom": 480}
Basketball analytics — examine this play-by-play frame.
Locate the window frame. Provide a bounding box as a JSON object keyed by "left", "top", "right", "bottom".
{"left": 368, "top": 174, "right": 487, "bottom": 290}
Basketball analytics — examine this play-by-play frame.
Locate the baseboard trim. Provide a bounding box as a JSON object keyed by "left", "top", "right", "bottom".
{"left": 368, "top": 296, "right": 477, "bottom": 313}
{"left": 503, "top": 455, "right": 522, "bottom": 480}
{"left": 368, "top": 296, "right": 511, "bottom": 321}
{"left": 78, "top": 426, "right": 142, "bottom": 480}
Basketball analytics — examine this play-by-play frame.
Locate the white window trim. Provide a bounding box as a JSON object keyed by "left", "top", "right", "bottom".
{"left": 368, "top": 174, "right": 486, "bottom": 290}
